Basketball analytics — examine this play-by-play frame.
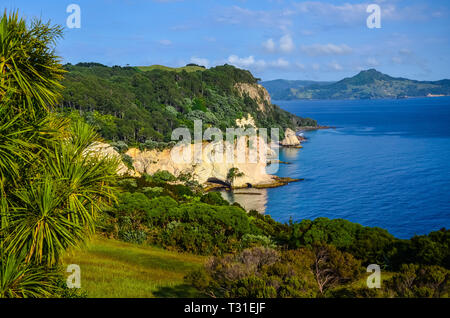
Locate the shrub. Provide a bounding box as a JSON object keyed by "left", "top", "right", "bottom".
{"left": 241, "top": 234, "right": 275, "bottom": 249}
{"left": 147, "top": 202, "right": 257, "bottom": 254}
{"left": 186, "top": 247, "right": 320, "bottom": 298}
{"left": 119, "top": 229, "right": 147, "bottom": 244}
{"left": 141, "top": 186, "right": 164, "bottom": 199}
{"left": 392, "top": 229, "right": 450, "bottom": 269}
{"left": 386, "top": 264, "right": 449, "bottom": 298}
{"left": 200, "top": 192, "right": 230, "bottom": 206}
{"left": 111, "top": 141, "right": 128, "bottom": 153}
{"left": 149, "top": 170, "right": 177, "bottom": 183}
{"left": 121, "top": 154, "right": 134, "bottom": 170}
{"left": 285, "top": 218, "right": 396, "bottom": 267}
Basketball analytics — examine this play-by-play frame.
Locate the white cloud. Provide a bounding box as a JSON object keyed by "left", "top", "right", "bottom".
{"left": 262, "top": 35, "right": 295, "bottom": 53}
{"left": 270, "top": 58, "right": 289, "bottom": 68}
{"left": 215, "top": 2, "right": 440, "bottom": 35}
{"left": 216, "top": 6, "right": 292, "bottom": 31}
{"left": 392, "top": 56, "right": 403, "bottom": 64}
{"left": 367, "top": 57, "right": 379, "bottom": 67}
{"left": 301, "top": 43, "right": 353, "bottom": 56}
{"left": 159, "top": 39, "right": 172, "bottom": 46}
{"left": 262, "top": 38, "right": 276, "bottom": 52}
{"left": 227, "top": 55, "right": 266, "bottom": 69}
{"left": 295, "top": 62, "right": 306, "bottom": 70}
{"left": 226, "top": 55, "right": 293, "bottom": 70}
{"left": 328, "top": 61, "right": 343, "bottom": 71}
{"left": 293, "top": 2, "right": 399, "bottom": 25}
{"left": 190, "top": 57, "right": 209, "bottom": 68}
{"left": 279, "top": 34, "right": 295, "bottom": 53}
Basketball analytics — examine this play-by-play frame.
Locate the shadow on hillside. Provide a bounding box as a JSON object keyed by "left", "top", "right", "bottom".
{"left": 153, "top": 284, "right": 204, "bottom": 298}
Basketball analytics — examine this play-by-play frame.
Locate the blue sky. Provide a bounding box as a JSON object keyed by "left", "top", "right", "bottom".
{"left": 4, "top": 0, "right": 450, "bottom": 81}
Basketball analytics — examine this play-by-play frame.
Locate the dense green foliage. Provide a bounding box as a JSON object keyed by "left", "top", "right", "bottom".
{"left": 262, "top": 69, "right": 450, "bottom": 100}
{"left": 186, "top": 245, "right": 362, "bottom": 298}
{"left": 0, "top": 11, "right": 117, "bottom": 298}
{"left": 59, "top": 63, "right": 317, "bottom": 144}
{"left": 135, "top": 64, "right": 206, "bottom": 73}
{"left": 284, "top": 218, "right": 397, "bottom": 267}
{"left": 99, "top": 172, "right": 449, "bottom": 298}
{"left": 99, "top": 174, "right": 272, "bottom": 255}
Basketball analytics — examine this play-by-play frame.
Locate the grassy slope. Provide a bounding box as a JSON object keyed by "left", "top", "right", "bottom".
{"left": 62, "top": 237, "right": 206, "bottom": 298}
{"left": 62, "top": 237, "right": 395, "bottom": 298}
{"left": 135, "top": 65, "right": 206, "bottom": 73}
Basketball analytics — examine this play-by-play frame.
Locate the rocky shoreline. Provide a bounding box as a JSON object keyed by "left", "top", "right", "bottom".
{"left": 89, "top": 126, "right": 322, "bottom": 191}
{"left": 204, "top": 176, "right": 303, "bottom": 191}
{"left": 298, "top": 125, "right": 335, "bottom": 131}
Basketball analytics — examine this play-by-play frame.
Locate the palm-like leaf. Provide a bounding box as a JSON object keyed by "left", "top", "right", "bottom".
{"left": 0, "top": 11, "right": 65, "bottom": 231}
{"left": 0, "top": 253, "right": 59, "bottom": 298}
{"left": 0, "top": 11, "right": 65, "bottom": 116}
{"left": 45, "top": 122, "right": 118, "bottom": 233}
{"left": 4, "top": 121, "right": 118, "bottom": 266}
{"left": 0, "top": 10, "right": 119, "bottom": 296}
{"left": 4, "top": 178, "right": 85, "bottom": 265}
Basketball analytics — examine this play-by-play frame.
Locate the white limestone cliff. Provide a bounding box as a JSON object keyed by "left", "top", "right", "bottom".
{"left": 280, "top": 128, "right": 301, "bottom": 146}
{"left": 86, "top": 136, "right": 280, "bottom": 187}
{"left": 125, "top": 135, "right": 276, "bottom": 187}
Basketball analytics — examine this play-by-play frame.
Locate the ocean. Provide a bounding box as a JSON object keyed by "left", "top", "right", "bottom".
{"left": 222, "top": 97, "right": 450, "bottom": 239}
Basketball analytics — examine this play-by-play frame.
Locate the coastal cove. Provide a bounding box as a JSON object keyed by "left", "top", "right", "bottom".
{"left": 221, "top": 97, "right": 450, "bottom": 239}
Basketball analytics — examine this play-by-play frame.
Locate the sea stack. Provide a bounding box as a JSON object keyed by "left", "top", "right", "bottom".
{"left": 280, "top": 128, "right": 301, "bottom": 147}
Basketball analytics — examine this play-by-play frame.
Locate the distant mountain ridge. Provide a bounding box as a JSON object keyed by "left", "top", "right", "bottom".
{"left": 261, "top": 69, "right": 450, "bottom": 100}
{"left": 260, "top": 79, "right": 335, "bottom": 100}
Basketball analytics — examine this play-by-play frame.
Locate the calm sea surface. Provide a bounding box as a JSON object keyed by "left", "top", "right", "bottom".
{"left": 223, "top": 97, "right": 450, "bottom": 239}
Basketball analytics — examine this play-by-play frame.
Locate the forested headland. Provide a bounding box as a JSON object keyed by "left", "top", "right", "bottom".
{"left": 59, "top": 62, "right": 317, "bottom": 147}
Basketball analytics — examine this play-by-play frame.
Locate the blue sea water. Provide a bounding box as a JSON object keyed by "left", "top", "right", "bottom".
{"left": 261, "top": 97, "right": 450, "bottom": 239}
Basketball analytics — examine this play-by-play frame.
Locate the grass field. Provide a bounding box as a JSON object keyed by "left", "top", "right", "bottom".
{"left": 62, "top": 237, "right": 206, "bottom": 298}
{"left": 62, "top": 237, "right": 390, "bottom": 298}
{"left": 135, "top": 65, "right": 206, "bottom": 73}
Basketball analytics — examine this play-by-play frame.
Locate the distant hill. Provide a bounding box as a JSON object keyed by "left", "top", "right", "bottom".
{"left": 260, "top": 79, "right": 334, "bottom": 100}
{"left": 261, "top": 69, "right": 450, "bottom": 100}
{"left": 135, "top": 64, "right": 206, "bottom": 73}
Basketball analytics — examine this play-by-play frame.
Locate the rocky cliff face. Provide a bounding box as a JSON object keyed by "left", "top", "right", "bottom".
{"left": 234, "top": 83, "right": 272, "bottom": 112}
{"left": 125, "top": 136, "right": 276, "bottom": 187}
{"left": 89, "top": 137, "right": 278, "bottom": 187}
{"left": 85, "top": 142, "right": 137, "bottom": 176}
{"left": 280, "top": 128, "right": 301, "bottom": 146}
{"left": 235, "top": 113, "right": 256, "bottom": 128}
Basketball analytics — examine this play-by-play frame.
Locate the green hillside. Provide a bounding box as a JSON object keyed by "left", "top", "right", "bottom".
{"left": 63, "top": 237, "right": 205, "bottom": 298}
{"left": 60, "top": 63, "right": 317, "bottom": 146}
{"left": 261, "top": 69, "right": 450, "bottom": 100}
{"left": 136, "top": 64, "right": 206, "bottom": 73}
{"left": 261, "top": 79, "right": 334, "bottom": 100}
